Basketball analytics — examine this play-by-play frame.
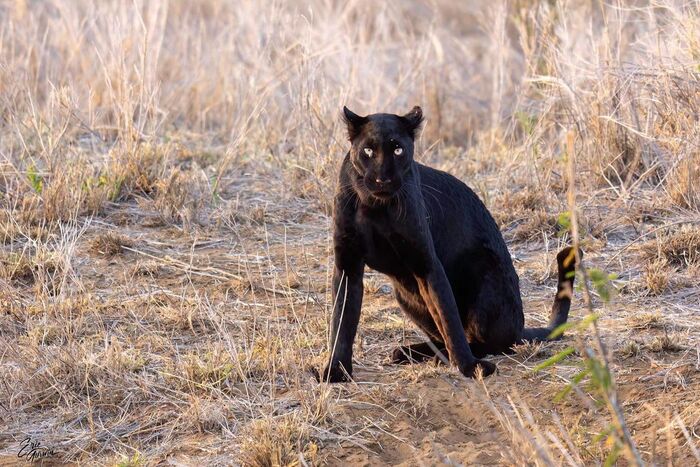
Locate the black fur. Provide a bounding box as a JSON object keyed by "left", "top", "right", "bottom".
{"left": 319, "top": 107, "right": 579, "bottom": 383}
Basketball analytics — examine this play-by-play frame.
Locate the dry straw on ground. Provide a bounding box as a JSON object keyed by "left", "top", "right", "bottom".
{"left": 1, "top": 0, "right": 699, "bottom": 465}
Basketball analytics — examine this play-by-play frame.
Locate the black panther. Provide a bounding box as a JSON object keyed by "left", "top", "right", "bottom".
{"left": 320, "top": 106, "right": 578, "bottom": 382}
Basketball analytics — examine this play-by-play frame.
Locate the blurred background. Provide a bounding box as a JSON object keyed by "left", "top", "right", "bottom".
{"left": 2, "top": 0, "right": 698, "bottom": 213}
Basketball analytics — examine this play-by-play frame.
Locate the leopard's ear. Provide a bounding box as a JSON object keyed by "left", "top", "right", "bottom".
{"left": 342, "top": 106, "right": 367, "bottom": 141}
{"left": 401, "top": 106, "right": 424, "bottom": 139}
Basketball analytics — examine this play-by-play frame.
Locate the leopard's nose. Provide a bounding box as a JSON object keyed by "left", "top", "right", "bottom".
{"left": 375, "top": 178, "right": 392, "bottom": 184}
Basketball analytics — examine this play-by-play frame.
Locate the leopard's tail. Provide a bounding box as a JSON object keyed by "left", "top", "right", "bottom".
{"left": 520, "top": 247, "right": 580, "bottom": 342}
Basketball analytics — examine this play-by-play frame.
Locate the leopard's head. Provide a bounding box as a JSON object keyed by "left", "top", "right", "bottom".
{"left": 343, "top": 106, "right": 423, "bottom": 200}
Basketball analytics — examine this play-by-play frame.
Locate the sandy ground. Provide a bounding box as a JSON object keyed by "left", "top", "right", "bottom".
{"left": 3, "top": 168, "right": 698, "bottom": 465}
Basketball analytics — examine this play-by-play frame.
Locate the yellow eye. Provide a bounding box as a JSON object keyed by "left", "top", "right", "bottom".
{"left": 394, "top": 147, "right": 403, "bottom": 156}
{"left": 363, "top": 148, "right": 373, "bottom": 157}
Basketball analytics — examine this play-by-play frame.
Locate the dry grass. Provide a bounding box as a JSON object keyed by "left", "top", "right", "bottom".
{"left": 644, "top": 258, "right": 672, "bottom": 296}
{"left": 1, "top": 0, "right": 699, "bottom": 465}
{"left": 647, "top": 333, "right": 686, "bottom": 353}
{"left": 89, "top": 232, "right": 134, "bottom": 257}
{"left": 642, "top": 226, "right": 700, "bottom": 267}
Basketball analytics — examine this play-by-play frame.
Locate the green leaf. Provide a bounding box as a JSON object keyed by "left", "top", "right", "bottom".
{"left": 603, "top": 441, "right": 621, "bottom": 467}
{"left": 109, "top": 176, "right": 124, "bottom": 201}
{"left": 588, "top": 268, "right": 617, "bottom": 303}
{"left": 554, "top": 368, "right": 590, "bottom": 402}
{"left": 576, "top": 313, "right": 599, "bottom": 330}
{"left": 534, "top": 346, "right": 575, "bottom": 372}
{"left": 557, "top": 211, "right": 571, "bottom": 231}
{"left": 548, "top": 321, "right": 575, "bottom": 339}
{"left": 27, "top": 165, "right": 43, "bottom": 194}
{"left": 592, "top": 424, "right": 615, "bottom": 443}
{"left": 586, "top": 356, "right": 613, "bottom": 393}
{"left": 549, "top": 313, "right": 598, "bottom": 339}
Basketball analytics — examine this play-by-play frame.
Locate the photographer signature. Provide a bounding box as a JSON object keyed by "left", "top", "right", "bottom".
{"left": 18, "top": 437, "right": 56, "bottom": 462}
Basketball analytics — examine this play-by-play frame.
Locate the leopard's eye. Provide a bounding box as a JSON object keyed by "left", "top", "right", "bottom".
{"left": 394, "top": 147, "right": 403, "bottom": 156}
{"left": 363, "top": 148, "right": 373, "bottom": 157}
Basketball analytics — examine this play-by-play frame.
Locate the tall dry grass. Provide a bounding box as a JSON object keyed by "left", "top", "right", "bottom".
{"left": 2, "top": 1, "right": 699, "bottom": 213}
{"left": 1, "top": 0, "right": 699, "bottom": 464}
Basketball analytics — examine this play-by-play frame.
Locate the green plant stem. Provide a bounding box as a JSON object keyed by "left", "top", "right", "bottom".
{"left": 566, "top": 130, "right": 643, "bottom": 466}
